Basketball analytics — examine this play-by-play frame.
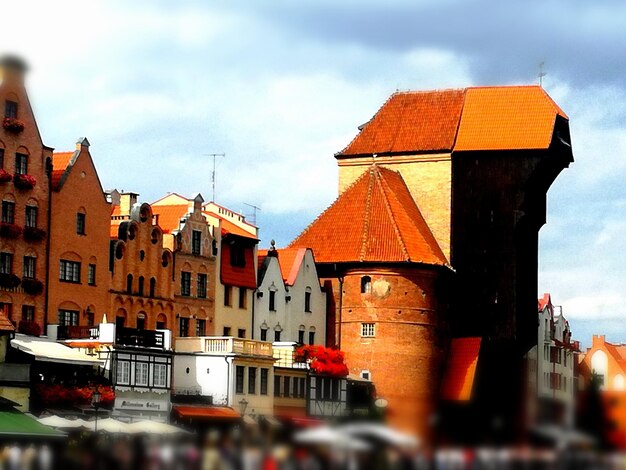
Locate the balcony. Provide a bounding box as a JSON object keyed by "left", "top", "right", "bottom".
{"left": 273, "top": 342, "right": 308, "bottom": 369}
{"left": 57, "top": 325, "right": 100, "bottom": 341}
{"left": 175, "top": 336, "right": 274, "bottom": 358}
{"left": 116, "top": 326, "right": 165, "bottom": 349}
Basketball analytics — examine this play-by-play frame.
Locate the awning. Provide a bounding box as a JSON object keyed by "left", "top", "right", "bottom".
{"left": 440, "top": 337, "right": 481, "bottom": 401}
{"left": 10, "top": 334, "right": 103, "bottom": 366}
{"left": 173, "top": 405, "right": 240, "bottom": 420}
{"left": 0, "top": 411, "right": 65, "bottom": 437}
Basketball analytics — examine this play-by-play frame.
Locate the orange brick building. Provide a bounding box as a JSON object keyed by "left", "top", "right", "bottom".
{"left": 48, "top": 138, "right": 111, "bottom": 330}
{"left": 292, "top": 86, "right": 573, "bottom": 444}
{"left": 0, "top": 56, "right": 52, "bottom": 330}
{"left": 151, "top": 193, "right": 217, "bottom": 337}
{"left": 110, "top": 196, "right": 176, "bottom": 332}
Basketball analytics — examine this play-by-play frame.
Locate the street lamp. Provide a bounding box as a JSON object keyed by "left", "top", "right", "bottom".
{"left": 238, "top": 398, "right": 248, "bottom": 415}
{"left": 92, "top": 387, "right": 101, "bottom": 433}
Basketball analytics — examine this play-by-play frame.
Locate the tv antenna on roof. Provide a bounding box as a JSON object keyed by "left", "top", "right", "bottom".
{"left": 538, "top": 61, "right": 547, "bottom": 88}
{"left": 203, "top": 153, "right": 225, "bottom": 202}
{"left": 243, "top": 202, "right": 261, "bottom": 226}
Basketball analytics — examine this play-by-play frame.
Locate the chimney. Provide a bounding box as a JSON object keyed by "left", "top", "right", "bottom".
{"left": 0, "top": 55, "right": 28, "bottom": 85}
{"left": 592, "top": 335, "right": 606, "bottom": 348}
{"left": 119, "top": 192, "right": 139, "bottom": 216}
{"left": 75, "top": 137, "right": 90, "bottom": 151}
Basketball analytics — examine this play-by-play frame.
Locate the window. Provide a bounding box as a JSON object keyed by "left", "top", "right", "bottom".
{"left": 360, "top": 370, "right": 371, "bottom": 381}
{"left": 260, "top": 328, "right": 267, "bottom": 341}
{"left": 238, "top": 287, "right": 247, "bottom": 309}
{"left": 126, "top": 274, "right": 133, "bottom": 293}
{"left": 137, "top": 314, "right": 146, "bottom": 330}
{"left": 85, "top": 310, "right": 94, "bottom": 327}
{"left": 76, "top": 213, "right": 86, "bottom": 235}
{"left": 305, "top": 288, "right": 312, "bottom": 312}
{"left": 23, "top": 256, "right": 36, "bottom": 279}
{"left": 135, "top": 362, "right": 149, "bottom": 386}
{"left": 192, "top": 230, "right": 202, "bottom": 255}
{"left": 59, "top": 260, "right": 80, "bottom": 283}
{"left": 150, "top": 278, "right": 156, "bottom": 298}
{"left": 248, "top": 367, "right": 256, "bottom": 394}
{"left": 88, "top": 264, "right": 96, "bottom": 285}
{"left": 21, "top": 305, "right": 34, "bottom": 322}
{"left": 181, "top": 271, "right": 191, "bottom": 296}
{"left": 309, "top": 331, "right": 315, "bottom": 345}
{"left": 260, "top": 369, "right": 268, "bottom": 395}
{"left": 58, "top": 309, "right": 79, "bottom": 326}
{"left": 274, "top": 375, "right": 281, "bottom": 397}
{"left": 361, "top": 323, "right": 375, "bottom": 337}
{"left": 116, "top": 361, "right": 130, "bottom": 385}
{"left": 230, "top": 242, "right": 245, "bottom": 267}
{"left": 238, "top": 328, "right": 246, "bottom": 339}
{"left": 269, "top": 290, "right": 276, "bottom": 311}
{"left": 361, "top": 276, "right": 372, "bottom": 294}
{"left": 224, "top": 285, "right": 232, "bottom": 306}
{"left": 15, "top": 153, "right": 28, "bottom": 175}
{"left": 4, "top": 100, "right": 17, "bottom": 118}
{"left": 2, "top": 201, "right": 15, "bottom": 224}
{"left": 298, "top": 330, "right": 305, "bottom": 344}
{"left": 197, "top": 274, "right": 207, "bottom": 298}
{"left": 284, "top": 376, "right": 291, "bottom": 398}
{"left": 235, "top": 366, "right": 245, "bottom": 394}
{"left": 196, "top": 319, "right": 206, "bottom": 336}
{"left": 25, "top": 206, "right": 37, "bottom": 228}
{"left": 154, "top": 363, "right": 167, "bottom": 388}
{"left": 138, "top": 276, "right": 145, "bottom": 296}
{"left": 0, "top": 253, "right": 12, "bottom": 274}
{"left": 275, "top": 330, "right": 281, "bottom": 342}
{"left": 299, "top": 377, "right": 306, "bottom": 398}
{"left": 179, "top": 317, "right": 189, "bottom": 337}
{"left": 223, "top": 326, "right": 231, "bottom": 336}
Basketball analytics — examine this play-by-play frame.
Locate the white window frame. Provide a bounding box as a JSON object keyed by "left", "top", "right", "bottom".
{"left": 117, "top": 360, "right": 130, "bottom": 385}
{"left": 153, "top": 363, "right": 167, "bottom": 388}
{"left": 135, "top": 362, "right": 149, "bottom": 386}
{"left": 361, "top": 323, "right": 375, "bottom": 337}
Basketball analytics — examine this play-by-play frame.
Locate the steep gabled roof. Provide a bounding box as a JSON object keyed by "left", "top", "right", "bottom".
{"left": 0, "top": 311, "right": 14, "bottom": 332}
{"left": 337, "top": 85, "right": 570, "bottom": 157}
{"left": 258, "top": 248, "right": 308, "bottom": 287}
{"left": 538, "top": 293, "right": 552, "bottom": 312}
{"left": 51, "top": 151, "right": 76, "bottom": 190}
{"left": 289, "top": 165, "right": 447, "bottom": 265}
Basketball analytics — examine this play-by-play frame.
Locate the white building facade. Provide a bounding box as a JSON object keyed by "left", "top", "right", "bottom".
{"left": 255, "top": 246, "right": 326, "bottom": 346}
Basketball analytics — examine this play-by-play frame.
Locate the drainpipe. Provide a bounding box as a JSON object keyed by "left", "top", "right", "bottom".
{"left": 251, "top": 288, "right": 257, "bottom": 339}
{"left": 44, "top": 156, "right": 52, "bottom": 331}
{"left": 337, "top": 275, "right": 344, "bottom": 349}
{"left": 224, "top": 356, "right": 233, "bottom": 406}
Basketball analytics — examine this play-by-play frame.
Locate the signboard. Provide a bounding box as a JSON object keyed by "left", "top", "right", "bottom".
{"left": 114, "top": 392, "right": 170, "bottom": 413}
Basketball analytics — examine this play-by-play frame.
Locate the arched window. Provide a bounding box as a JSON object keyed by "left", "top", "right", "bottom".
{"left": 137, "top": 312, "right": 146, "bottom": 330}
{"left": 138, "top": 276, "right": 145, "bottom": 296}
{"left": 361, "top": 276, "right": 372, "bottom": 294}
{"left": 308, "top": 326, "right": 316, "bottom": 345}
{"left": 156, "top": 313, "right": 167, "bottom": 330}
{"left": 126, "top": 274, "right": 133, "bottom": 294}
{"left": 298, "top": 325, "right": 305, "bottom": 344}
{"left": 149, "top": 278, "right": 156, "bottom": 298}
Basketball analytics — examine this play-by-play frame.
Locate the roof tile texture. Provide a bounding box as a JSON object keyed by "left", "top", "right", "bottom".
{"left": 51, "top": 151, "right": 75, "bottom": 190}
{"left": 289, "top": 165, "right": 447, "bottom": 265}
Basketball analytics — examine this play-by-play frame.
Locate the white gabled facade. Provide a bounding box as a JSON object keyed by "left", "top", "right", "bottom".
{"left": 255, "top": 246, "right": 326, "bottom": 346}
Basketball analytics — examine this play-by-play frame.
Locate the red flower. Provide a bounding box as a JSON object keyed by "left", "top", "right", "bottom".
{"left": 295, "top": 344, "right": 349, "bottom": 377}
{"left": 13, "top": 173, "right": 36, "bottom": 190}
{"left": 0, "top": 169, "right": 12, "bottom": 183}
{"left": 23, "top": 226, "right": 46, "bottom": 242}
{"left": 0, "top": 222, "right": 22, "bottom": 239}
{"left": 2, "top": 117, "right": 25, "bottom": 133}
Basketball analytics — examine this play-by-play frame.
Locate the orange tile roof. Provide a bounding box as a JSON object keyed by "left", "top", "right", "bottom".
{"left": 151, "top": 204, "right": 188, "bottom": 234}
{"left": 538, "top": 293, "right": 551, "bottom": 312}
{"left": 289, "top": 165, "right": 447, "bottom": 265}
{"left": 51, "top": 151, "right": 75, "bottom": 190}
{"left": 0, "top": 311, "right": 15, "bottom": 332}
{"left": 440, "top": 337, "right": 481, "bottom": 401}
{"left": 339, "top": 90, "right": 465, "bottom": 156}
{"left": 204, "top": 211, "right": 258, "bottom": 240}
{"left": 277, "top": 248, "right": 307, "bottom": 286}
{"left": 337, "top": 85, "right": 569, "bottom": 157}
{"left": 455, "top": 86, "right": 568, "bottom": 151}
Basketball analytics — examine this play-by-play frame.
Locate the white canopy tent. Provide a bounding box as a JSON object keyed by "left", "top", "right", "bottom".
{"left": 127, "top": 420, "right": 188, "bottom": 435}
{"left": 37, "top": 415, "right": 89, "bottom": 429}
{"left": 339, "top": 423, "right": 419, "bottom": 448}
{"left": 11, "top": 334, "right": 103, "bottom": 366}
{"left": 294, "top": 426, "right": 370, "bottom": 451}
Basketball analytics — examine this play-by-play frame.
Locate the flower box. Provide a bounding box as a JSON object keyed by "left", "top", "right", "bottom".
{"left": 0, "top": 169, "right": 12, "bottom": 183}
{"left": 295, "top": 344, "right": 349, "bottom": 377}
{"left": 2, "top": 117, "right": 25, "bottom": 134}
{"left": 0, "top": 273, "right": 21, "bottom": 289}
{"left": 35, "top": 383, "right": 115, "bottom": 408}
{"left": 13, "top": 173, "right": 36, "bottom": 190}
{"left": 22, "top": 278, "right": 43, "bottom": 295}
{"left": 0, "top": 222, "right": 22, "bottom": 239}
{"left": 23, "top": 226, "right": 46, "bottom": 242}
{"left": 18, "top": 320, "right": 41, "bottom": 336}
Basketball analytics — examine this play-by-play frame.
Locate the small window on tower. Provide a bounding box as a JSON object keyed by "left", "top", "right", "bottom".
{"left": 361, "top": 276, "right": 372, "bottom": 294}
{"left": 361, "top": 323, "right": 375, "bottom": 337}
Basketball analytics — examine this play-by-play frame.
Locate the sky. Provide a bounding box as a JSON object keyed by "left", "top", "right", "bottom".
{"left": 2, "top": 0, "right": 626, "bottom": 346}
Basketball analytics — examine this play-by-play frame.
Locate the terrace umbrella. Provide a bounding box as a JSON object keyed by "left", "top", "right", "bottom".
{"left": 37, "top": 415, "right": 89, "bottom": 429}
{"left": 85, "top": 417, "right": 130, "bottom": 433}
{"left": 127, "top": 420, "right": 188, "bottom": 435}
{"left": 294, "top": 426, "right": 370, "bottom": 451}
{"left": 339, "top": 423, "right": 419, "bottom": 448}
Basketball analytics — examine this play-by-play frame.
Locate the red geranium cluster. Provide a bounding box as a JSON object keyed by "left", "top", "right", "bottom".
{"left": 35, "top": 383, "right": 115, "bottom": 407}
{"left": 13, "top": 173, "right": 36, "bottom": 190}
{"left": 0, "top": 169, "right": 12, "bottom": 183}
{"left": 0, "top": 222, "right": 22, "bottom": 239}
{"left": 295, "top": 345, "right": 349, "bottom": 377}
{"left": 23, "top": 226, "right": 46, "bottom": 242}
{"left": 2, "top": 117, "right": 25, "bottom": 133}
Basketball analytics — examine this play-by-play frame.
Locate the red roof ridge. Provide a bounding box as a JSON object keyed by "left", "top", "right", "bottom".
{"left": 466, "top": 84, "right": 568, "bottom": 119}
